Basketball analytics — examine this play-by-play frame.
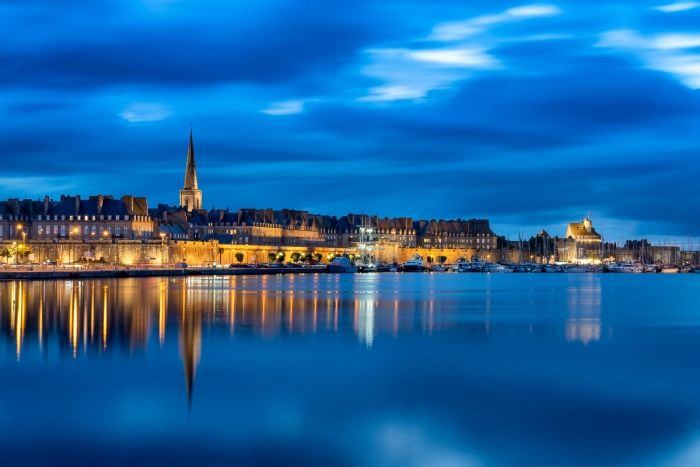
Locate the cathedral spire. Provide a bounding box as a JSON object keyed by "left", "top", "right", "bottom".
{"left": 179, "top": 129, "right": 203, "bottom": 211}
{"left": 184, "top": 129, "right": 198, "bottom": 189}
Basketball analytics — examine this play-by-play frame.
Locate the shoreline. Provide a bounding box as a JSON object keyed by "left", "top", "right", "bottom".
{"left": 0, "top": 266, "right": 326, "bottom": 281}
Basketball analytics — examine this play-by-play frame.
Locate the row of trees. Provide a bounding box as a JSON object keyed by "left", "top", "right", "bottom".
{"left": 0, "top": 244, "right": 32, "bottom": 263}
{"left": 265, "top": 251, "right": 324, "bottom": 264}
{"left": 223, "top": 251, "right": 450, "bottom": 265}
{"left": 426, "top": 255, "right": 448, "bottom": 265}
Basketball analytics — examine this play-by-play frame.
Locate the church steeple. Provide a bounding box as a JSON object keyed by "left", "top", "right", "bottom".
{"left": 184, "top": 129, "right": 198, "bottom": 189}
{"left": 179, "top": 129, "right": 202, "bottom": 211}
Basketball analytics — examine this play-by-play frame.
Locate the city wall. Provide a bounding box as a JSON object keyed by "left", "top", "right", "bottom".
{"left": 3, "top": 241, "right": 691, "bottom": 267}
{"left": 3, "top": 240, "right": 516, "bottom": 267}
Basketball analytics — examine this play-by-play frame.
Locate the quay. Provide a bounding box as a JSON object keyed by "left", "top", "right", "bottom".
{"left": 0, "top": 265, "right": 326, "bottom": 281}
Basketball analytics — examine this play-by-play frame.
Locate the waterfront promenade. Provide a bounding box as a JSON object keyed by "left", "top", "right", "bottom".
{"left": 0, "top": 264, "right": 325, "bottom": 281}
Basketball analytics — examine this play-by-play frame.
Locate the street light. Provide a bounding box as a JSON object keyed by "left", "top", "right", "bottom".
{"left": 159, "top": 232, "right": 168, "bottom": 266}
{"left": 102, "top": 230, "right": 111, "bottom": 266}
{"left": 70, "top": 227, "right": 79, "bottom": 264}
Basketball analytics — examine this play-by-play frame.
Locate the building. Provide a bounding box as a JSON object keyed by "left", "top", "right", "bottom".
{"left": 415, "top": 219, "right": 497, "bottom": 251}
{"left": 565, "top": 216, "right": 602, "bottom": 244}
{"left": 0, "top": 194, "right": 154, "bottom": 242}
{"left": 179, "top": 130, "right": 203, "bottom": 212}
{"left": 32, "top": 195, "right": 154, "bottom": 240}
{"left": 561, "top": 215, "right": 603, "bottom": 263}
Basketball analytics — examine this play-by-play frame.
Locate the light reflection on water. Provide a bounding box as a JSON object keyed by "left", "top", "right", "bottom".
{"left": 1, "top": 273, "right": 700, "bottom": 466}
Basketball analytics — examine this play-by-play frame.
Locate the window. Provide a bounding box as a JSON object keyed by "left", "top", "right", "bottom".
{"left": 60, "top": 225, "right": 66, "bottom": 236}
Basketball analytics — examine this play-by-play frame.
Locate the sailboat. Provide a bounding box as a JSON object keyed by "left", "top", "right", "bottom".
{"left": 355, "top": 215, "right": 378, "bottom": 273}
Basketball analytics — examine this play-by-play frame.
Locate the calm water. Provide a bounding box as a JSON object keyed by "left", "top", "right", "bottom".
{"left": 1, "top": 273, "right": 700, "bottom": 466}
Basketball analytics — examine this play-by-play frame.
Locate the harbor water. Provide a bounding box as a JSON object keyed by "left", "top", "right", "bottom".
{"left": 1, "top": 273, "right": 700, "bottom": 466}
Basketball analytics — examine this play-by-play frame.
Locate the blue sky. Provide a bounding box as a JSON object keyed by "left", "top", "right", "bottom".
{"left": 1, "top": 0, "right": 699, "bottom": 243}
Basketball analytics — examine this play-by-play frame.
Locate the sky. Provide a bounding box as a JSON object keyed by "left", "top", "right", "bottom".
{"left": 1, "top": 0, "right": 699, "bottom": 243}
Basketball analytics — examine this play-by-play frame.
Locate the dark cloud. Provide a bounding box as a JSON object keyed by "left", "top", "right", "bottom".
{"left": 0, "top": 0, "right": 698, "bottom": 239}
{"left": 0, "top": 1, "right": 379, "bottom": 90}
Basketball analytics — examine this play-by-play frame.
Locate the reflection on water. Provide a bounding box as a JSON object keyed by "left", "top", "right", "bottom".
{"left": 2, "top": 274, "right": 700, "bottom": 466}
{"left": 0, "top": 274, "right": 610, "bottom": 403}
{"left": 566, "top": 274, "right": 602, "bottom": 344}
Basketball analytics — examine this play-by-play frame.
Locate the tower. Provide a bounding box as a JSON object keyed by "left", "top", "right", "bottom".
{"left": 179, "top": 130, "right": 202, "bottom": 211}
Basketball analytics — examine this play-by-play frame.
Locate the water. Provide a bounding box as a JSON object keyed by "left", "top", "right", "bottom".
{"left": 1, "top": 273, "right": 700, "bottom": 466}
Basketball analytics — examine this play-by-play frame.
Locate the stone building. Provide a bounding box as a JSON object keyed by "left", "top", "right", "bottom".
{"left": 560, "top": 216, "right": 603, "bottom": 263}
{"left": 32, "top": 195, "right": 154, "bottom": 240}
{"left": 0, "top": 194, "right": 154, "bottom": 242}
{"left": 414, "top": 219, "right": 497, "bottom": 251}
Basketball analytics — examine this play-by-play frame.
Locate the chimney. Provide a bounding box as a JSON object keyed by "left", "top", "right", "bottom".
{"left": 97, "top": 195, "right": 104, "bottom": 215}
{"left": 75, "top": 195, "right": 81, "bottom": 215}
{"left": 43, "top": 196, "right": 50, "bottom": 215}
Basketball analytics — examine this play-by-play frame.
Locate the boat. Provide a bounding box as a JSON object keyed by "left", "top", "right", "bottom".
{"left": 357, "top": 263, "right": 377, "bottom": 273}
{"left": 327, "top": 256, "right": 357, "bottom": 273}
{"left": 564, "top": 266, "right": 589, "bottom": 273}
{"left": 402, "top": 255, "right": 426, "bottom": 272}
{"left": 483, "top": 262, "right": 512, "bottom": 273}
{"left": 660, "top": 266, "right": 680, "bottom": 274}
{"left": 512, "top": 263, "right": 532, "bottom": 273}
{"left": 608, "top": 262, "right": 644, "bottom": 273}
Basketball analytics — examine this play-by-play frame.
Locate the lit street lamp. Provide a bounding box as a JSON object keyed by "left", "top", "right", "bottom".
{"left": 159, "top": 232, "right": 168, "bottom": 266}
{"left": 102, "top": 230, "right": 112, "bottom": 266}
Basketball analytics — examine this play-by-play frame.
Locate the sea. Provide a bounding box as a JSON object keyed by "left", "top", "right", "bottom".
{"left": 1, "top": 273, "right": 700, "bottom": 466}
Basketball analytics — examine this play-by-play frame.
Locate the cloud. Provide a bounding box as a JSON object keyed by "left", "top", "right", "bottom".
{"left": 407, "top": 48, "right": 499, "bottom": 67}
{"left": 653, "top": 2, "right": 700, "bottom": 13}
{"left": 261, "top": 100, "right": 305, "bottom": 116}
{"left": 429, "top": 3, "right": 562, "bottom": 41}
{"left": 119, "top": 103, "right": 172, "bottom": 123}
{"left": 598, "top": 29, "right": 700, "bottom": 88}
{"left": 0, "top": 2, "right": 377, "bottom": 90}
{"left": 359, "top": 48, "right": 477, "bottom": 102}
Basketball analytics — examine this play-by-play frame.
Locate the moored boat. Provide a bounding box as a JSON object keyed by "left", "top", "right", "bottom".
{"left": 608, "top": 262, "right": 644, "bottom": 273}
{"left": 483, "top": 262, "right": 512, "bottom": 273}
{"left": 327, "top": 256, "right": 357, "bottom": 273}
{"left": 402, "top": 255, "right": 426, "bottom": 272}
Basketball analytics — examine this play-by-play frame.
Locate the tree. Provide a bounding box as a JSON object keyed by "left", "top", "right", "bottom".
{"left": 235, "top": 252, "right": 244, "bottom": 263}
{"left": 313, "top": 253, "right": 323, "bottom": 263}
{"left": 276, "top": 252, "right": 286, "bottom": 263}
{"left": 437, "top": 255, "right": 448, "bottom": 264}
{"left": 267, "top": 251, "right": 277, "bottom": 263}
{"left": 218, "top": 247, "right": 225, "bottom": 264}
{"left": 327, "top": 253, "right": 336, "bottom": 262}
{"left": 290, "top": 252, "right": 301, "bottom": 263}
{"left": 0, "top": 248, "right": 11, "bottom": 264}
{"left": 427, "top": 255, "right": 434, "bottom": 264}
{"left": 17, "top": 244, "right": 31, "bottom": 260}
